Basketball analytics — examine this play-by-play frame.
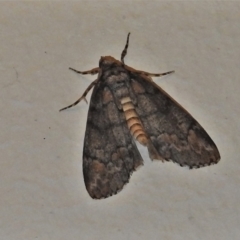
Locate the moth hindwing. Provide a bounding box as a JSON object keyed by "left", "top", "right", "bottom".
{"left": 60, "top": 33, "right": 220, "bottom": 199}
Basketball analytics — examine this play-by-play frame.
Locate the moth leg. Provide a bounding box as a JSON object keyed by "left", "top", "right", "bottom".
{"left": 69, "top": 67, "right": 99, "bottom": 75}
{"left": 121, "top": 32, "right": 131, "bottom": 65}
{"left": 59, "top": 79, "right": 98, "bottom": 111}
{"left": 134, "top": 70, "right": 175, "bottom": 78}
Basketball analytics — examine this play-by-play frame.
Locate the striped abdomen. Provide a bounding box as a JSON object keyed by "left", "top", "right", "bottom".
{"left": 121, "top": 97, "right": 148, "bottom": 146}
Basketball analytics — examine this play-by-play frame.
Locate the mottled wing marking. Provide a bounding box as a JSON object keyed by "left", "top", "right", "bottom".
{"left": 83, "top": 85, "right": 143, "bottom": 199}
{"left": 130, "top": 73, "right": 220, "bottom": 168}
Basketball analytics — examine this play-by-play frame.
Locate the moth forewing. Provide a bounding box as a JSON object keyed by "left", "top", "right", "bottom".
{"left": 60, "top": 33, "right": 220, "bottom": 199}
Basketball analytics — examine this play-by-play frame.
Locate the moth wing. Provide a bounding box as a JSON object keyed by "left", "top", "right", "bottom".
{"left": 83, "top": 84, "right": 143, "bottom": 199}
{"left": 130, "top": 72, "right": 220, "bottom": 168}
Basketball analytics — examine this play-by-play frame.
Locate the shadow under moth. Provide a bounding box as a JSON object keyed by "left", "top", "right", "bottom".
{"left": 60, "top": 33, "right": 220, "bottom": 199}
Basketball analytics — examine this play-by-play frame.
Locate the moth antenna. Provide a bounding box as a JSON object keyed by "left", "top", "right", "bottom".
{"left": 121, "top": 32, "right": 131, "bottom": 65}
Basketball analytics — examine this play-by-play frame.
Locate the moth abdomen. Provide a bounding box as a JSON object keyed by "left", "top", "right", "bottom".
{"left": 121, "top": 96, "right": 164, "bottom": 161}
{"left": 121, "top": 97, "right": 148, "bottom": 146}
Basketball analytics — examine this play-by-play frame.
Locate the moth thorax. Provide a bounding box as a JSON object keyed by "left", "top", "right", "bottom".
{"left": 120, "top": 97, "right": 148, "bottom": 146}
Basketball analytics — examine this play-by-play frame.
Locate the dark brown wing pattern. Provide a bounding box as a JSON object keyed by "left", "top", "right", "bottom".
{"left": 129, "top": 72, "right": 220, "bottom": 168}
{"left": 83, "top": 84, "right": 143, "bottom": 199}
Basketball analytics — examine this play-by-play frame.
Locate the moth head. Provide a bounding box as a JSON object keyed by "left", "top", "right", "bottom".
{"left": 99, "top": 56, "right": 121, "bottom": 69}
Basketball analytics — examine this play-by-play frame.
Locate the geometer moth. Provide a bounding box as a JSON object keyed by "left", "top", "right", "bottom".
{"left": 60, "top": 33, "right": 220, "bottom": 199}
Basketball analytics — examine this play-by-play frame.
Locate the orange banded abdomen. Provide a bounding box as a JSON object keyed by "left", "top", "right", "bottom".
{"left": 121, "top": 97, "right": 148, "bottom": 146}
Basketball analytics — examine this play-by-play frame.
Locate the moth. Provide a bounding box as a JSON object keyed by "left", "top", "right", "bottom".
{"left": 60, "top": 33, "right": 220, "bottom": 199}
